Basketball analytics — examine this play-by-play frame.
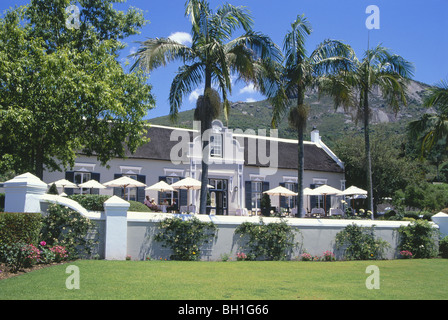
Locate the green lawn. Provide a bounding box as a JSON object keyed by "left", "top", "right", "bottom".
{"left": 1, "top": 259, "right": 447, "bottom": 300}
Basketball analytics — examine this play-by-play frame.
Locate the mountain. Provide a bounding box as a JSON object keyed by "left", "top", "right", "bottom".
{"left": 147, "top": 79, "right": 433, "bottom": 148}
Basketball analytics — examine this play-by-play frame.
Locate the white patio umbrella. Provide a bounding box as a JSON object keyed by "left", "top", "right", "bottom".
{"left": 170, "top": 177, "right": 213, "bottom": 213}
{"left": 339, "top": 185, "right": 368, "bottom": 213}
{"left": 303, "top": 187, "right": 314, "bottom": 213}
{"left": 339, "top": 185, "right": 368, "bottom": 197}
{"left": 103, "top": 176, "right": 146, "bottom": 200}
{"left": 145, "top": 180, "right": 174, "bottom": 192}
{"left": 171, "top": 177, "right": 213, "bottom": 190}
{"left": 309, "top": 184, "right": 341, "bottom": 213}
{"left": 78, "top": 179, "right": 106, "bottom": 191}
{"left": 49, "top": 179, "right": 78, "bottom": 194}
{"left": 263, "top": 186, "right": 298, "bottom": 212}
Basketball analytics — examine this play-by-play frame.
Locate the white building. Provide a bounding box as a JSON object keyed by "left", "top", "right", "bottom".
{"left": 42, "top": 120, "right": 345, "bottom": 216}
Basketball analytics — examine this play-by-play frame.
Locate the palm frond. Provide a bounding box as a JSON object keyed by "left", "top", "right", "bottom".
{"left": 211, "top": 3, "right": 253, "bottom": 40}
{"left": 130, "top": 38, "right": 193, "bottom": 72}
{"left": 169, "top": 62, "right": 204, "bottom": 121}
{"left": 423, "top": 79, "right": 448, "bottom": 111}
{"left": 283, "top": 14, "right": 312, "bottom": 66}
{"left": 310, "top": 39, "right": 355, "bottom": 76}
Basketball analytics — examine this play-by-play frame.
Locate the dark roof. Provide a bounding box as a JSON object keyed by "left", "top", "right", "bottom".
{"left": 127, "top": 125, "right": 343, "bottom": 173}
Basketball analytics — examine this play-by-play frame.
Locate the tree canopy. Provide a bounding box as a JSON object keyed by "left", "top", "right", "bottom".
{"left": 0, "top": 1, "right": 154, "bottom": 178}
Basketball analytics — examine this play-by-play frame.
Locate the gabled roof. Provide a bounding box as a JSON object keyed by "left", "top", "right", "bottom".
{"left": 127, "top": 124, "right": 344, "bottom": 173}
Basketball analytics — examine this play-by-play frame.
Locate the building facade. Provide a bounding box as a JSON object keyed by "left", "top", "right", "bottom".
{"left": 42, "top": 120, "right": 345, "bottom": 216}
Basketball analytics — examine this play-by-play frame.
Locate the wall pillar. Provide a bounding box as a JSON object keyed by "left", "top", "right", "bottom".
{"left": 104, "top": 195, "right": 130, "bottom": 260}
{"left": 432, "top": 212, "right": 448, "bottom": 237}
{"left": 3, "top": 172, "right": 48, "bottom": 213}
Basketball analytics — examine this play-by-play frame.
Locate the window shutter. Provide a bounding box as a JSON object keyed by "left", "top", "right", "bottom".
{"left": 245, "top": 181, "right": 252, "bottom": 210}
{"left": 91, "top": 173, "right": 100, "bottom": 195}
{"left": 279, "top": 182, "right": 286, "bottom": 208}
{"left": 179, "top": 177, "right": 188, "bottom": 206}
{"left": 65, "top": 172, "right": 75, "bottom": 196}
{"left": 310, "top": 184, "right": 317, "bottom": 210}
{"left": 137, "top": 175, "right": 146, "bottom": 203}
{"left": 158, "top": 176, "right": 166, "bottom": 203}
{"left": 113, "top": 174, "right": 123, "bottom": 198}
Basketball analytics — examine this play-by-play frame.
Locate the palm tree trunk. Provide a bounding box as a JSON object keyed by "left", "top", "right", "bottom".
{"left": 363, "top": 92, "right": 375, "bottom": 219}
{"left": 199, "top": 69, "right": 212, "bottom": 215}
{"left": 296, "top": 85, "right": 305, "bottom": 218}
{"left": 297, "top": 125, "right": 304, "bottom": 217}
{"left": 199, "top": 118, "right": 210, "bottom": 214}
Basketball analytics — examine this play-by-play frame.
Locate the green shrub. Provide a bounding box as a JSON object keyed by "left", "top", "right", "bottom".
{"left": 0, "top": 212, "right": 42, "bottom": 247}
{"left": 155, "top": 217, "right": 218, "bottom": 261}
{"left": 335, "top": 223, "right": 390, "bottom": 260}
{"left": 68, "top": 194, "right": 152, "bottom": 212}
{"left": 128, "top": 200, "right": 151, "bottom": 212}
{"left": 235, "top": 218, "right": 297, "bottom": 261}
{"left": 68, "top": 194, "right": 111, "bottom": 211}
{"left": 397, "top": 220, "right": 438, "bottom": 258}
{"left": 40, "top": 204, "right": 99, "bottom": 260}
{"left": 0, "top": 242, "right": 40, "bottom": 272}
{"left": 47, "top": 183, "right": 59, "bottom": 195}
{"left": 440, "top": 236, "right": 448, "bottom": 259}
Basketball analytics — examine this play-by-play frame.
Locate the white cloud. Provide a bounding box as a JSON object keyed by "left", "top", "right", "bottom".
{"left": 189, "top": 88, "right": 203, "bottom": 103}
{"left": 168, "top": 32, "right": 192, "bottom": 45}
{"left": 239, "top": 83, "right": 256, "bottom": 94}
{"left": 245, "top": 97, "right": 256, "bottom": 103}
{"left": 129, "top": 46, "right": 137, "bottom": 55}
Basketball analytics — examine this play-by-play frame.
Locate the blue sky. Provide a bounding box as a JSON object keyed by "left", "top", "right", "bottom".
{"left": 1, "top": 0, "right": 447, "bottom": 120}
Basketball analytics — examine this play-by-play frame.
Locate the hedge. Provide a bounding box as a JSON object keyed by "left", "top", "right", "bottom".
{"left": 68, "top": 194, "right": 151, "bottom": 212}
{"left": 0, "top": 212, "right": 42, "bottom": 246}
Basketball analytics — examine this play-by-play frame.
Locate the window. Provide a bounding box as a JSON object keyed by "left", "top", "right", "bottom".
{"left": 159, "top": 176, "right": 179, "bottom": 205}
{"left": 210, "top": 134, "right": 222, "bottom": 158}
{"left": 74, "top": 172, "right": 91, "bottom": 194}
{"left": 123, "top": 174, "right": 138, "bottom": 201}
{"left": 251, "top": 181, "right": 262, "bottom": 210}
{"left": 285, "top": 182, "right": 297, "bottom": 208}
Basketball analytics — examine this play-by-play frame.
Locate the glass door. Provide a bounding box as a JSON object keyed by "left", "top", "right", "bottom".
{"left": 207, "top": 178, "right": 228, "bottom": 215}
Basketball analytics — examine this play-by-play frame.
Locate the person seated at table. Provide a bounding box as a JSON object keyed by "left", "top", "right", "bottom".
{"left": 168, "top": 199, "right": 178, "bottom": 213}
{"left": 144, "top": 196, "right": 151, "bottom": 207}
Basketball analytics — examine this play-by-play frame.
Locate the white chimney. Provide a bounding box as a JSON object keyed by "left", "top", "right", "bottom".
{"left": 311, "top": 128, "right": 320, "bottom": 143}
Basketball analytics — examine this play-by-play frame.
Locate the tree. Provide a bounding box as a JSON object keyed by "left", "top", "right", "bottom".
{"left": 330, "top": 45, "right": 414, "bottom": 216}
{"left": 0, "top": 2, "right": 154, "bottom": 179}
{"left": 131, "top": 0, "right": 281, "bottom": 214}
{"left": 408, "top": 79, "right": 448, "bottom": 158}
{"left": 334, "top": 130, "right": 420, "bottom": 212}
{"left": 269, "top": 14, "right": 354, "bottom": 217}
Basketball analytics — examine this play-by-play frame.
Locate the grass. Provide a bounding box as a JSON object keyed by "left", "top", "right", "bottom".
{"left": 0, "top": 259, "right": 447, "bottom": 300}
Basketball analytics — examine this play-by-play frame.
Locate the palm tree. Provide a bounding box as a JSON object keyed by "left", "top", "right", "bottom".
{"left": 327, "top": 44, "right": 414, "bottom": 217}
{"left": 269, "top": 14, "right": 354, "bottom": 217}
{"left": 131, "top": 0, "right": 281, "bottom": 214}
{"left": 408, "top": 80, "right": 448, "bottom": 157}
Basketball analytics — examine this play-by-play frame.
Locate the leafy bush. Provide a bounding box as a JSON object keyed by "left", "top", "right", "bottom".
{"left": 68, "top": 194, "right": 152, "bottom": 212}
{"left": 68, "top": 194, "right": 111, "bottom": 211}
{"left": 40, "top": 204, "right": 99, "bottom": 260}
{"left": 440, "top": 236, "right": 448, "bottom": 258}
{"left": 335, "top": 223, "right": 390, "bottom": 260}
{"left": 0, "top": 242, "right": 38, "bottom": 272}
{"left": 235, "top": 218, "right": 297, "bottom": 260}
{"left": 128, "top": 200, "right": 151, "bottom": 212}
{"left": 0, "top": 212, "right": 42, "bottom": 247}
{"left": 155, "top": 217, "right": 218, "bottom": 261}
{"left": 397, "top": 220, "right": 438, "bottom": 258}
